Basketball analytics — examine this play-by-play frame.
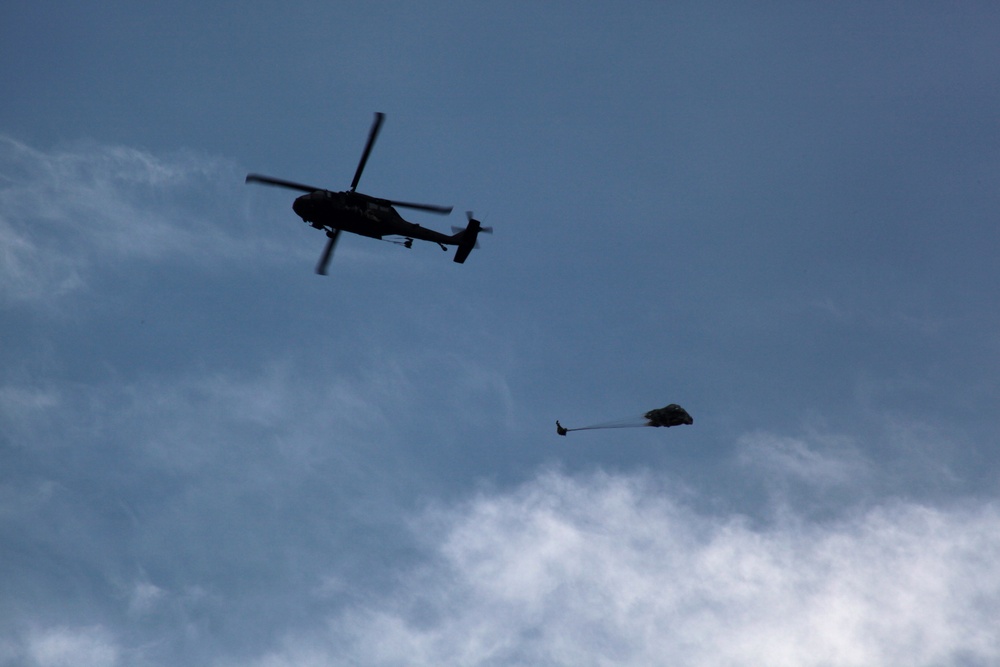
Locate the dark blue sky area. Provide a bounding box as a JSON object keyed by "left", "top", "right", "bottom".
{"left": 2, "top": 4, "right": 1000, "bottom": 666}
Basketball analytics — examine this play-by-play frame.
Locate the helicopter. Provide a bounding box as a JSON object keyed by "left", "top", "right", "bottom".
{"left": 245, "top": 112, "right": 490, "bottom": 275}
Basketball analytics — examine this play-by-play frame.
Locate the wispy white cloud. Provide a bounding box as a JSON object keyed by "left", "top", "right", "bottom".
{"left": 250, "top": 469, "right": 1000, "bottom": 667}
{"left": 126, "top": 580, "right": 166, "bottom": 617}
{"left": 736, "top": 429, "right": 872, "bottom": 489}
{"left": 0, "top": 360, "right": 405, "bottom": 498}
{"left": 0, "top": 136, "right": 276, "bottom": 304}
{"left": 18, "top": 626, "right": 119, "bottom": 667}
{"left": 0, "top": 360, "right": 424, "bottom": 665}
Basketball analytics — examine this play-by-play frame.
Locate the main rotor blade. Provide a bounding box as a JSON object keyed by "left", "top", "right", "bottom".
{"left": 350, "top": 112, "right": 385, "bottom": 193}
{"left": 386, "top": 199, "right": 453, "bottom": 214}
{"left": 315, "top": 230, "right": 341, "bottom": 276}
{"left": 246, "top": 174, "right": 322, "bottom": 193}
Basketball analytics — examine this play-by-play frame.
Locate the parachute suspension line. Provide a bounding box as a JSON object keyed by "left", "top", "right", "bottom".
{"left": 556, "top": 415, "right": 648, "bottom": 435}
{"left": 567, "top": 419, "right": 649, "bottom": 431}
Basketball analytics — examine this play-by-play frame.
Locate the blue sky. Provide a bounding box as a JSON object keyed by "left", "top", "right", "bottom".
{"left": 3, "top": 3, "right": 1000, "bottom": 665}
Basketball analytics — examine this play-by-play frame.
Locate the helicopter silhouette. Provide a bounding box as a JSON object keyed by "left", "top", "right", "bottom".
{"left": 246, "top": 112, "right": 490, "bottom": 275}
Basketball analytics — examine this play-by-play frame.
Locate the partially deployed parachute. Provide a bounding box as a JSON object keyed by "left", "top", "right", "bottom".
{"left": 644, "top": 404, "right": 694, "bottom": 428}
{"left": 556, "top": 404, "right": 693, "bottom": 436}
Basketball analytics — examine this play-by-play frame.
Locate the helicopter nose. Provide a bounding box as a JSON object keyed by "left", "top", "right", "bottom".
{"left": 292, "top": 195, "right": 309, "bottom": 219}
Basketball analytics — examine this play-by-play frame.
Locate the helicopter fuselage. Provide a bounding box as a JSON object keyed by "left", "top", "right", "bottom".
{"left": 292, "top": 190, "right": 456, "bottom": 246}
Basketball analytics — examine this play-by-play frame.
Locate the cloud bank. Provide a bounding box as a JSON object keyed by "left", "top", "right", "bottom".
{"left": 252, "top": 470, "right": 1000, "bottom": 667}
{"left": 4, "top": 366, "right": 998, "bottom": 667}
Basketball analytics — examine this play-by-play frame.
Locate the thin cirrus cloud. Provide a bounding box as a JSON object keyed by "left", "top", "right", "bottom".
{"left": 17, "top": 626, "right": 119, "bottom": 667}
{"left": 736, "top": 430, "right": 872, "bottom": 490}
{"left": 0, "top": 136, "right": 264, "bottom": 303}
